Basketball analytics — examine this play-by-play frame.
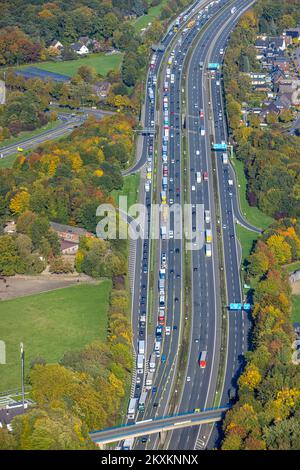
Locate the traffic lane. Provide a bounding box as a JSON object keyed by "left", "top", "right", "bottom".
{"left": 171, "top": 3, "right": 242, "bottom": 448}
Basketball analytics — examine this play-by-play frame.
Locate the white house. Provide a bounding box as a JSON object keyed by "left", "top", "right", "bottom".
{"left": 70, "top": 43, "right": 89, "bottom": 55}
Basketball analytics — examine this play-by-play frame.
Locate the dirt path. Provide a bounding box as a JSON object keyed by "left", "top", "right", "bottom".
{"left": 0, "top": 274, "right": 98, "bottom": 301}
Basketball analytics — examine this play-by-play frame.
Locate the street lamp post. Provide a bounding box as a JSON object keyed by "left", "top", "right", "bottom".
{"left": 20, "top": 342, "right": 25, "bottom": 410}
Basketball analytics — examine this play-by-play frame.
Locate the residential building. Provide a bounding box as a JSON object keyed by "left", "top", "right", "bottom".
{"left": 70, "top": 43, "right": 89, "bottom": 55}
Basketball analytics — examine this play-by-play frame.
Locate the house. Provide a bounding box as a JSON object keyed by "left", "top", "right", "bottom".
{"left": 268, "top": 36, "right": 286, "bottom": 51}
{"left": 49, "top": 40, "right": 64, "bottom": 51}
{"left": 79, "top": 36, "right": 92, "bottom": 47}
{"left": 260, "top": 101, "right": 280, "bottom": 121}
{"left": 70, "top": 43, "right": 89, "bottom": 55}
{"left": 50, "top": 222, "right": 93, "bottom": 244}
{"left": 94, "top": 81, "right": 111, "bottom": 99}
{"left": 3, "top": 220, "right": 16, "bottom": 234}
{"left": 60, "top": 240, "right": 79, "bottom": 255}
{"left": 283, "top": 27, "right": 300, "bottom": 41}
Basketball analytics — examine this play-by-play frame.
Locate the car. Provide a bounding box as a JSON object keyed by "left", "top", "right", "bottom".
{"left": 194, "top": 408, "right": 201, "bottom": 413}
{"left": 152, "top": 386, "right": 157, "bottom": 393}
{"left": 140, "top": 437, "right": 148, "bottom": 443}
{"left": 161, "top": 354, "right": 167, "bottom": 363}
{"left": 17, "top": 147, "right": 24, "bottom": 152}
{"left": 173, "top": 325, "right": 178, "bottom": 330}
{"left": 176, "top": 273, "right": 181, "bottom": 279}
{"left": 136, "top": 383, "right": 140, "bottom": 389}
{"left": 143, "top": 264, "right": 148, "bottom": 273}
{"left": 165, "top": 326, "right": 171, "bottom": 335}
{"left": 192, "top": 185, "right": 196, "bottom": 191}
{"left": 194, "top": 338, "right": 199, "bottom": 343}
{"left": 187, "top": 376, "right": 191, "bottom": 382}
{"left": 175, "top": 297, "right": 179, "bottom": 302}
{"left": 136, "top": 376, "right": 141, "bottom": 384}
{"left": 175, "top": 248, "right": 180, "bottom": 253}
{"left": 153, "top": 402, "right": 159, "bottom": 408}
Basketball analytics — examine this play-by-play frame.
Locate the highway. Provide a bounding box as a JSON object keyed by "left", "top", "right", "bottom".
{"left": 92, "top": 0, "right": 256, "bottom": 451}
{"left": 127, "top": 0, "right": 223, "bottom": 451}
{"left": 166, "top": 0, "right": 255, "bottom": 450}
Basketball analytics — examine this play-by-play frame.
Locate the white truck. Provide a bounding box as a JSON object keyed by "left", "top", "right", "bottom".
{"left": 205, "top": 243, "right": 212, "bottom": 257}
{"left": 146, "top": 372, "right": 154, "bottom": 390}
{"left": 123, "top": 437, "right": 134, "bottom": 450}
{"left": 137, "top": 354, "right": 144, "bottom": 373}
{"left": 154, "top": 341, "right": 161, "bottom": 356}
{"left": 149, "top": 353, "right": 156, "bottom": 372}
{"left": 222, "top": 152, "right": 228, "bottom": 164}
{"left": 161, "top": 226, "right": 167, "bottom": 240}
{"left": 138, "top": 340, "right": 145, "bottom": 355}
{"left": 205, "top": 210, "right": 211, "bottom": 224}
{"left": 127, "top": 398, "right": 138, "bottom": 419}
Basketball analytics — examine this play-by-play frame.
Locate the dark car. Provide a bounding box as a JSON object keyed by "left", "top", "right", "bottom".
{"left": 153, "top": 402, "right": 159, "bottom": 408}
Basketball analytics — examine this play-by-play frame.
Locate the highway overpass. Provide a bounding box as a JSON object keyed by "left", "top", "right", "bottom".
{"left": 89, "top": 406, "right": 230, "bottom": 447}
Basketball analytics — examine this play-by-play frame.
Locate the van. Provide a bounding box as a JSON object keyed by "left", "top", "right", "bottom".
{"left": 196, "top": 172, "right": 202, "bottom": 183}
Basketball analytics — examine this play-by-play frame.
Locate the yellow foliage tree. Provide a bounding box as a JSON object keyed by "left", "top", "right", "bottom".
{"left": 266, "top": 234, "right": 292, "bottom": 265}
{"left": 238, "top": 363, "right": 261, "bottom": 391}
{"left": 9, "top": 190, "right": 30, "bottom": 215}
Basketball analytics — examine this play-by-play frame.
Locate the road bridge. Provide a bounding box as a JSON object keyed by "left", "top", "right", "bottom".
{"left": 89, "top": 406, "right": 230, "bottom": 447}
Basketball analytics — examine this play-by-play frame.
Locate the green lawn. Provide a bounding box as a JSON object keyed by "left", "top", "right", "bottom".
{"left": 292, "top": 295, "right": 300, "bottom": 323}
{"left": 17, "top": 53, "right": 123, "bottom": 78}
{"left": 0, "top": 281, "right": 111, "bottom": 391}
{"left": 236, "top": 224, "right": 258, "bottom": 264}
{"left": 231, "top": 158, "right": 273, "bottom": 231}
{"left": 112, "top": 173, "right": 140, "bottom": 209}
{"left": 0, "top": 120, "right": 60, "bottom": 149}
{"left": 284, "top": 261, "right": 300, "bottom": 274}
{"left": 0, "top": 153, "right": 18, "bottom": 169}
{"left": 133, "top": 0, "right": 168, "bottom": 32}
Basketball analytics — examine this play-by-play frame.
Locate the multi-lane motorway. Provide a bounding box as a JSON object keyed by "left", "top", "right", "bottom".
{"left": 121, "top": 0, "right": 258, "bottom": 452}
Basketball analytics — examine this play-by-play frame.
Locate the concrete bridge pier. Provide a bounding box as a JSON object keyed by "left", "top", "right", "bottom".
{"left": 159, "top": 430, "right": 168, "bottom": 446}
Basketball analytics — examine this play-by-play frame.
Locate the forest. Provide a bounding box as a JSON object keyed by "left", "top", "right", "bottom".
{"left": 222, "top": 0, "right": 300, "bottom": 450}
{"left": 0, "top": 114, "right": 133, "bottom": 276}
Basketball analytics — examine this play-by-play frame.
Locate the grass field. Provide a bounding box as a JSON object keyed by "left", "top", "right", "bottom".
{"left": 232, "top": 158, "right": 273, "bottom": 230}
{"left": 17, "top": 53, "right": 123, "bottom": 78}
{"left": 284, "top": 261, "right": 300, "bottom": 274}
{"left": 133, "top": 0, "right": 168, "bottom": 32}
{"left": 0, "top": 281, "right": 111, "bottom": 391}
{"left": 236, "top": 224, "right": 258, "bottom": 265}
{"left": 112, "top": 173, "right": 140, "bottom": 209}
{"left": 292, "top": 295, "right": 300, "bottom": 323}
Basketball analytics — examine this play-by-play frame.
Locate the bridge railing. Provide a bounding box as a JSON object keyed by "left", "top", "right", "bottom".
{"left": 89, "top": 404, "right": 230, "bottom": 435}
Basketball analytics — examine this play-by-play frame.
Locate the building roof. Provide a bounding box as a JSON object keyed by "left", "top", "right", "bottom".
{"left": 50, "top": 222, "right": 89, "bottom": 236}
{"left": 71, "top": 43, "right": 88, "bottom": 52}
{"left": 60, "top": 240, "right": 78, "bottom": 251}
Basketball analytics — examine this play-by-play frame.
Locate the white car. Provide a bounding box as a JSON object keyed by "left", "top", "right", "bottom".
{"left": 192, "top": 185, "right": 196, "bottom": 191}
{"left": 169, "top": 230, "right": 174, "bottom": 239}
{"left": 187, "top": 376, "right": 191, "bottom": 382}
{"left": 196, "top": 150, "right": 200, "bottom": 155}
{"left": 165, "top": 326, "right": 171, "bottom": 335}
